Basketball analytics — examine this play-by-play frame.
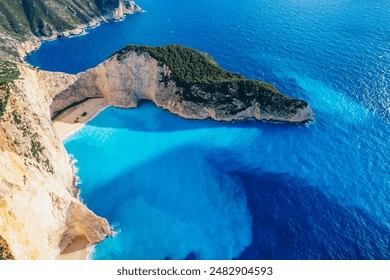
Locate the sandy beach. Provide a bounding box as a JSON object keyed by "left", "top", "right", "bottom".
{"left": 57, "top": 236, "right": 92, "bottom": 260}
{"left": 53, "top": 98, "right": 109, "bottom": 140}
{"left": 53, "top": 98, "right": 109, "bottom": 260}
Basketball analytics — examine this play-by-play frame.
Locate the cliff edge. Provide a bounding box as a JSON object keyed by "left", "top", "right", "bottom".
{"left": 52, "top": 45, "right": 314, "bottom": 123}
{"left": 0, "top": 64, "right": 111, "bottom": 259}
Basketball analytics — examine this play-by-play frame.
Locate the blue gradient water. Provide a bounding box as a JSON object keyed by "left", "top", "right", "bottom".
{"left": 28, "top": 0, "right": 390, "bottom": 259}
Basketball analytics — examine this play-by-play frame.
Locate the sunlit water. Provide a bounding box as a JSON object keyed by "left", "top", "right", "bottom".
{"left": 27, "top": 0, "right": 390, "bottom": 259}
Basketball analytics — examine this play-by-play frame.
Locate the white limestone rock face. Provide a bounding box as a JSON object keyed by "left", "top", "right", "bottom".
{"left": 51, "top": 51, "right": 169, "bottom": 114}
{"left": 112, "top": 1, "right": 142, "bottom": 20}
{"left": 0, "top": 66, "right": 111, "bottom": 260}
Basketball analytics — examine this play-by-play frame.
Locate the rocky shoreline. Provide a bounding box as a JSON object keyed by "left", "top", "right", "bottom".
{"left": 17, "top": 1, "right": 142, "bottom": 62}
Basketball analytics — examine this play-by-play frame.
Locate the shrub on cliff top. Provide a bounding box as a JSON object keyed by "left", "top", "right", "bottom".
{"left": 0, "top": 235, "right": 14, "bottom": 260}
{"left": 0, "top": 60, "right": 19, "bottom": 86}
{"left": 116, "top": 44, "right": 244, "bottom": 84}
{"left": 115, "top": 44, "right": 280, "bottom": 96}
{"left": 0, "top": 60, "right": 20, "bottom": 119}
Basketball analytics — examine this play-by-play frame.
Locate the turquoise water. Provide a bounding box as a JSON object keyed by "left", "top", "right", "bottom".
{"left": 29, "top": 0, "right": 390, "bottom": 259}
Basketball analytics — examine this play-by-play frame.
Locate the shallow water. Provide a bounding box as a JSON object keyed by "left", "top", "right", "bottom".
{"left": 29, "top": 0, "right": 390, "bottom": 259}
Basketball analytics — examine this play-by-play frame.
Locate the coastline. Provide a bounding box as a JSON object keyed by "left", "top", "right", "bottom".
{"left": 53, "top": 98, "right": 109, "bottom": 260}
{"left": 30, "top": 3, "right": 141, "bottom": 261}
{"left": 36, "top": 2, "right": 142, "bottom": 260}
{"left": 53, "top": 98, "right": 109, "bottom": 141}
{"left": 18, "top": 2, "right": 142, "bottom": 62}
{"left": 18, "top": 18, "right": 103, "bottom": 61}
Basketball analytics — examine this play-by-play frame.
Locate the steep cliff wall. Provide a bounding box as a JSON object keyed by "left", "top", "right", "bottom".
{"left": 0, "top": 65, "right": 111, "bottom": 259}
{"left": 52, "top": 45, "right": 314, "bottom": 123}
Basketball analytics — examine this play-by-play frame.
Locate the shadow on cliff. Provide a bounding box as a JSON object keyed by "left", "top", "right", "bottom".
{"left": 75, "top": 100, "right": 301, "bottom": 133}
{"left": 77, "top": 142, "right": 390, "bottom": 260}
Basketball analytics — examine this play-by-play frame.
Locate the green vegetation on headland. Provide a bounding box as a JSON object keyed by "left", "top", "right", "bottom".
{"left": 117, "top": 45, "right": 280, "bottom": 93}
{"left": 0, "top": 60, "right": 20, "bottom": 85}
{"left": 0, "top": 235, "right": 14, "bottom": 260}
{"left": 116, "top": 45, "right": 309, "bottom": 116}
{"left": 0, "top": 60, "right": 20, "bottom": 119}
{"left": 118, "top": 45, "right": 244, "bottom": 84}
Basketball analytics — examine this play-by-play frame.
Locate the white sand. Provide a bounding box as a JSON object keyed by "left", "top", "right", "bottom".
{"left": 53, "top": 98, "right": 109, "bottom": 140}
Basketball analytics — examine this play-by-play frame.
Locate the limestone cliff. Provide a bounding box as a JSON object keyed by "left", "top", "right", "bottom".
{"left": 0, "top": 65, "right": 111, "bottom": 260}
{"left": 52, "top": 45, "right": 314, "bottom": 123}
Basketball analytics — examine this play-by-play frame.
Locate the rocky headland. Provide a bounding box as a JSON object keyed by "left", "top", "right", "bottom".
{"left": 52, "top": 45, "right": 314, "bottom": 123}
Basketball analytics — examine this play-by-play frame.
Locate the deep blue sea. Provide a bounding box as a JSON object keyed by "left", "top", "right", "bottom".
{"left": 27, "top": 0, "right": 390, "bottom": 259}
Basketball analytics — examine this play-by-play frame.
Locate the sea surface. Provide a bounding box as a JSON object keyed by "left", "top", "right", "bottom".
{"left": 27, "top": 0, "right": 390, "bottom": 259}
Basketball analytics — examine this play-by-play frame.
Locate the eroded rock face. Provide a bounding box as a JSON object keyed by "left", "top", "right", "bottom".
{"left": 52, "top": 48, "right": 314, "bottom": 123}
{"left": 0, "top": 66, "right": 111, "bottom": 260}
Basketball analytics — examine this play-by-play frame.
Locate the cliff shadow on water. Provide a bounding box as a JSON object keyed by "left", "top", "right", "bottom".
{"left": 73, "top": 143, "right": 252, "bottom": 260}
{"left": 66, "top": 132, "right": 390, "bottom": 260}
